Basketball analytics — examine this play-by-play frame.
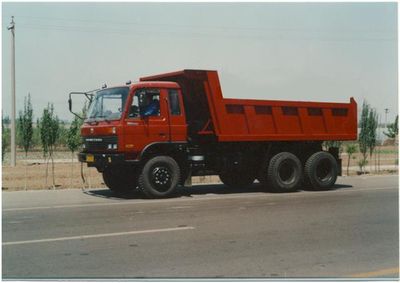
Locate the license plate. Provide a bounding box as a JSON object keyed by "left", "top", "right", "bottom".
{"left": 86, "top": 154, "right": 94, "bottom": 162}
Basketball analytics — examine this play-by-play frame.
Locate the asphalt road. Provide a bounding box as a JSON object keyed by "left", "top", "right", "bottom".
{"left": 2, "top": 175, "right": 399, "bottom": 279}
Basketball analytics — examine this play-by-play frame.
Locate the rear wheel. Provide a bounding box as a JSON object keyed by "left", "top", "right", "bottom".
{"left": 266, "top": 152, "right": 302, "bottom": 192}
{"left": 219, "top": 170, "right": 255, "bottom": 190}
{"left": 102, "top": 165, "right": 139, "bottom": 193}
{"left": 304, "top": 151, "right": 338, "bottom": 190}
{"left": 138, "top": 156, "right": 180, "bottom": 198}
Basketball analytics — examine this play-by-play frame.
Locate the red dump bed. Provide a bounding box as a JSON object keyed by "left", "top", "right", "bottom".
{"left": 141, "top": 70, "right": 357, "bottom": 142}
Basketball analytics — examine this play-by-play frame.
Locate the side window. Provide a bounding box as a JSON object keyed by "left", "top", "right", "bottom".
{"left": 128, "top": 95, "right": 140, "bottom": 118}
{"left": 168, "top": 89, "right": 181, "bottom": 115}
{"left": 128, "top": 89, "right": 160, "bottom": 118}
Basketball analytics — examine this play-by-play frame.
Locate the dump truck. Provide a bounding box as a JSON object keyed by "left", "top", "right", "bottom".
{"left": 69, "top": 69, "right": 357, "bottom": 198}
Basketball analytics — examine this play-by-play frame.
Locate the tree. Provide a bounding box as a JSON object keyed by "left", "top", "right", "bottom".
{"left": 17, "top": 94, "right": 34, "bottom": 190}
{"left": 345, "top": 144, "right": 357, "bottom": 176}
{"left": 323, "top": 141, "right": 343, "bottom": 153}
{"left": 358, "top": 158, "right": 368, "bottom": 173}
{"left": 57, "top": 120, "right": 68, "bottom": 148}
{"left": 368, "top": 109, "right": 378, "bottom": 172}
{"left": 358, "top": 101, "right": 369, "bottom": 173}
{"left": 17, "top": 94, "right": 34, "bottom": 154}
{"left": 358, "top": 101, "right": 379, "bottom": 173}
{"left": 39, "top": 104, "right": 60, "bottom": 189}
{"left": 384, "top": 115, "right": 398, "bottom": 139}
{"left": 32, "top": 123, "right": 41, "bottom": 148}
{"left": 66, "top": 115, "right": 83, "bottom": 187}
{"left": 2, "top": 113, "right": 10, "bottom": 162}
{"left": 367, "top": 108, "right": 378, "bottom": 158}
{"left": 2, "top": 115, "right": 10, "bottom": 127}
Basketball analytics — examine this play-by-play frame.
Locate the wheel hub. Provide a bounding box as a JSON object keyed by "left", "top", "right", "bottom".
{"left": 278, "top": 160, "right": 296, "bottom": 184}
{"left": 316, "top": 159, "right": 332, "bottom": 182}
{"left": 152, "top": 167, "right": 171, "bottom": 187}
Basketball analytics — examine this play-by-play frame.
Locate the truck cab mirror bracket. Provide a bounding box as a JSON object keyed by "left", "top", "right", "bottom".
{"left": 68, "top": 91, "right": 95, "bottom": 120}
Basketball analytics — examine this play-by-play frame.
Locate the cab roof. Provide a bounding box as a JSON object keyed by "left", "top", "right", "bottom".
{"left": 132, "top": 81, "right": 180, "bottom": 89}
{"left": 105, "top": 81, "right": 180, "bottom": 90}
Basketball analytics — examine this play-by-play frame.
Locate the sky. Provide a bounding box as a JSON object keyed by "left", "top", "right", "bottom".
{"left": 1, "top": 2, "right": 398, "bottom": 123}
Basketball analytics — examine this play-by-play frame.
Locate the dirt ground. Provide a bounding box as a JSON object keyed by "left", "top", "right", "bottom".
{"left": 2, "top": 146, "right": 398, "bottom": 191}
{"left": 1, "top": 159, "right": 221, "bottom": 191}
{"left": 341, "top": 145, "right": 398, "bottom": 170}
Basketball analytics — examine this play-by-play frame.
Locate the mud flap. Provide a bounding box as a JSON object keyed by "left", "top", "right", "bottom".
{"left": 328, "top": 147, "right": 342, "bottom": 176}
{"left": 337, "top": 158, "right": 342, "bottom": 176}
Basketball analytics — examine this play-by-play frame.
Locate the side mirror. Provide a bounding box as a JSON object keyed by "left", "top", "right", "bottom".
{"left": 68, "top": 92, "right": 84, "bottom": 120}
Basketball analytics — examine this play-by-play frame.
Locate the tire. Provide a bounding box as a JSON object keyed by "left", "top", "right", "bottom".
{"left": 219, "top": 170, "right": 255, "bottom": 190}
{"left": 138, "top": 156, "right": 180, "bottom": 198}
{"left": 102, "top": 165, "right": 139, "bottom": 193}
{"left": 267, "top": 152, "right": 302, "bottom": 193}
{"left": 304, "top": 151, "right": 338, "bottom": 190}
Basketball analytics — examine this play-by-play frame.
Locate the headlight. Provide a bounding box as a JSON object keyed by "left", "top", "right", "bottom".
{"left": 108, "top": 144, "right": 117, "bottom": 150}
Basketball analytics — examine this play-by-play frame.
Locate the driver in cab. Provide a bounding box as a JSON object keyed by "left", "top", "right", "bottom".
{"left": 140, "top": 94, "right": 160, "bottom": 116}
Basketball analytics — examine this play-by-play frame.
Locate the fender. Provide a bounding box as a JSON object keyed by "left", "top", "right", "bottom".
{"left": 136, "top": 141, "right": 188, "bottom": 162}
{"left": 135, "top": 141, "right": 190, "bottom": 185}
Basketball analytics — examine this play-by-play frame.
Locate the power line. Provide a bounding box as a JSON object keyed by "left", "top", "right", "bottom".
{"left": 3, "top": 14, "right": 396, "bottom": 34}
{"left": 4, "top": 22, "right": 395, "bottom": 43}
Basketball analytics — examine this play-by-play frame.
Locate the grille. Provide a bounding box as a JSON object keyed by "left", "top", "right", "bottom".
{"left": 83, "top": 136, "right": 118, "bottom": 151}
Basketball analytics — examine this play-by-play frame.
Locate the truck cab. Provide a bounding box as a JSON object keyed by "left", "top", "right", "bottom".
{"left": 77, "top": 81, "right": 187, "bottom": 166}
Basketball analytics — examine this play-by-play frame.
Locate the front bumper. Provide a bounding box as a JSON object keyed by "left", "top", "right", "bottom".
{"left": 78, "top": 152, "right": 126, "bottom": 169}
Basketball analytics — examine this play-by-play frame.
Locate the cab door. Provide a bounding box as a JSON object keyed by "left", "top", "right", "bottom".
{"left": 167, "top": 88, "right": 187, "bottom": 141}
{"left": 123, "top": 88, "right": 169, "bottom": 158}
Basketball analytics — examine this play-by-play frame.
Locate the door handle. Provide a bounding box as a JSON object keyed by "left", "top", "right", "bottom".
{"left": 159, "top": 133, "right": 167, "bottom": 136}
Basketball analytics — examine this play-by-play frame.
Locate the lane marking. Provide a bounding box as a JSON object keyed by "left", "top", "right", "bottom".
{"left": 3, "top": 185, "right": 398, "bottom": 212}
{"left": 170, "top": 206, "right": 193, "bottom": 209}
{"left": 350, "top": 267, "right": 399, "bottom": 278}
{"left": 7, "top": 221, "right": 22, "bottom": 224}
{"left": 3, "top": 226, "right": 195, "bottom": 246}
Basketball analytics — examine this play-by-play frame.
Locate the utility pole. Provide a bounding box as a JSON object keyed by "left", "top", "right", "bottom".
{"left": 384, "top": 108, "right": 389, "bottom": 127}
{"left": 7, "top": 16, "right": 16, "bottom": 167}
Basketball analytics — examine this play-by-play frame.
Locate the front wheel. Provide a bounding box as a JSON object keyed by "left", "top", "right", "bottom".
{"left": 138, "top": 156, "right": 181, "bottom": 198}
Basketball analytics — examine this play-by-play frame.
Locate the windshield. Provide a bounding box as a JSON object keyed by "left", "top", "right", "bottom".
{"left": 86, "top": 87, "right": 129, "bottom": 121}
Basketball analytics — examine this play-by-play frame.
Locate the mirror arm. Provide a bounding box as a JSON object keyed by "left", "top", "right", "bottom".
{"left": 72, "top": 112, "right": 84, "bottom": 120}
{"left": 68, "top": 92, "right": 85, "bottom": 120}
{"left": 84, "top": 93, "right": 93, "bottom": 103}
